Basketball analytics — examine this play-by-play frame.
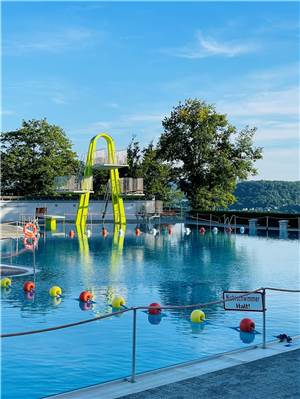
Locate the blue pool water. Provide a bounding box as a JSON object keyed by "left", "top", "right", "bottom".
{"left": 1, "top": 223, "right": 299, "bottom": 399}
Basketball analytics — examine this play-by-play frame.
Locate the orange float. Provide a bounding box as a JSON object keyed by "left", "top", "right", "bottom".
{"left": 69, "top": 230, "right": 75, "bottom": 238}
{"left": 79, "top": 291, "right": 93, "bottom": 302}
{"left": 23, "top": 223, "right": 37, "bottom": 238}
{"left": 23, "top": 281, "right": 35, "bottom": 292}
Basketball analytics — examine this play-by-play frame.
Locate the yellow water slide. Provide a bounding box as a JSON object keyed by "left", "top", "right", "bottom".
{"left": 75, "top": 133, "right": 126, "bottom": 230}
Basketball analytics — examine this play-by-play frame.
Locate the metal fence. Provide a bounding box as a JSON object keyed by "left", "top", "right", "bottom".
{"left": 54, "top": 175, "right": 93, "bottom": 193}
{"left": 94, "top": 149, "right": 127, "bottom": 166}
{"left": 118, "top": 178, "right": 144, "bottom": 195}
{"left": 189, "top": 213, "right": 300, "bottom": 232}
{"left": 189, "top": 212, "right": 300, "bottom": 231}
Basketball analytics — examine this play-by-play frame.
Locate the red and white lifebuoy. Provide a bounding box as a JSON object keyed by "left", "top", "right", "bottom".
{"left": 23, "top": 223, "right": 37, "bottom": 238}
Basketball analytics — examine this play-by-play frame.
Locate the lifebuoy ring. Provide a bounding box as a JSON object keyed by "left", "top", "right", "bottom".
{"left": 23, "top": 236, "right": 37, "bottom": 250}
{"left": 23, "top": 223, "right": 37, "bottom": 238}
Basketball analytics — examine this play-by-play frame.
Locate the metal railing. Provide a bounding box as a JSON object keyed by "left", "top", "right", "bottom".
{"left": 191, "top": 213, "right": 300, "bottom": 232}
{"left": 1, "top": 287, "right": 299, "bottom": 383}
{"left": 94, "top": 149, "right": 127, "bottom": 165}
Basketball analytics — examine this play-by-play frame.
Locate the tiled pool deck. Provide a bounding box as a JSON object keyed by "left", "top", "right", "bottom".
{"left": 46, "top": 336, "right": 300, "bottom": 399}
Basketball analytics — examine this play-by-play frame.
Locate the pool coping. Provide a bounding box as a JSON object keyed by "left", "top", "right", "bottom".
{"left": 44, "top": 335, "right": 300, "bottom": 399}
{"left": 0, "top": 264, "right": 39, "bottom": 277}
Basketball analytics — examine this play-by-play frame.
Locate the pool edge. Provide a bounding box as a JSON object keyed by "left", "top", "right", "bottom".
{"left": 44, "top": 336, "right": 300, "bottom": 399}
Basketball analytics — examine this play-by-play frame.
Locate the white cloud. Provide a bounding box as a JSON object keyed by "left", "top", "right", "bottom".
{"left": 254, "top": 120, "right": 299, "bottom": 142}
{"left": 219, "top": 87, "right": 299, "bottom": 117}
{"left": 106, "top": 102, "right": 120, "bottom": 109}
{"left": 162, "top": 31, "right": 257, "bottom": 59}
{"left": 249, "top": 63, "right": 299, "bottom": 83}
{"left": 126, "top": 114, "right": 165, "bottom": 123}
{"left": 88, "top": 112, "right": 165, "bottom": 130}
{"left": 89, "top": 121, "right": 113, "bottom": 131}
{"left": 0, "top": 110, "right": 15, "bottom": 116}
{"left": 253, "top": 148, "right": 299, "bottom": 180}
{"left": 51, "top": 94, "right": 68, "bottom": 105}
{"left": 4, "top": 28, "right": 97, "bottom": 55}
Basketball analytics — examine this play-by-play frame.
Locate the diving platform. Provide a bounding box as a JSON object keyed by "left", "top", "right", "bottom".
{"left": 94, "top": 149, "right": 128, "bottom": 169}
{"left": 54, "top": 134, "right": 144, "bottom": 231}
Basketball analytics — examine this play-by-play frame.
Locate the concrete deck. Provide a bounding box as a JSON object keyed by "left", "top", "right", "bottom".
{"left": 120, "top": 348, "right": 300, "bottom": 399}
{"left": 45, "top": 337, "right": 300, "bottom": 399}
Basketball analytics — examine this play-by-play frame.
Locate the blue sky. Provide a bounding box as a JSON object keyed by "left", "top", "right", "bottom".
{"left": 2, "top": 1, "right": 299, "bottom": 180}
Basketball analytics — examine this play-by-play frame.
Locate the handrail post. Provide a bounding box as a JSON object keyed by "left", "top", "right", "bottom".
{"left": 130, "top": 308, "right": 137, "bottom": 383}
{"left": 262, "top": 288, "right": 266, "bottom": 349}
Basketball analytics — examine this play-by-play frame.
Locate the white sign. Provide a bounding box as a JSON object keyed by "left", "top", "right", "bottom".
{"left": 223, "top": 291, "right": 264, "bottom": 312}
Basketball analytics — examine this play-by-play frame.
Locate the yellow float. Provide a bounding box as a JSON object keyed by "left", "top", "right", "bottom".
{"left": 190, "top": 309, "right": 206, "bottom": 323}
{"left": 49, "top": 286, "right": 62, "bottom": 297}
{"left": 1, "top": 278, "right": 12, "bottom": 288}
{"left": 111, "top": 295, "right": 125, "bottom": 309}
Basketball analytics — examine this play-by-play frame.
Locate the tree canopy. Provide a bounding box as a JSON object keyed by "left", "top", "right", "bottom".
{"left": 232, "top": 181, "right": 300, "bottom": 213}
{"left": 158, "top": 99, "right": 263, "bottom": 209}
{"left": 1, "top": 119, "right": 79, "bottom": 196}
{"left": 123, "top": 138, "right": 174, "bottom": 201}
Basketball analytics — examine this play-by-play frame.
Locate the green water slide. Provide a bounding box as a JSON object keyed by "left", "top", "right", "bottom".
{"left": 75, "top": 133, "right": 126, "bottom": 230}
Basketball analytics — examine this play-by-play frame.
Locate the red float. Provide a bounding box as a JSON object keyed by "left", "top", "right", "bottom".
{"left": 148, "top": 302, "right": 162, "bottom": 315}
{"left": 240, "top": 318, "right": 255, "bottom": 333}
{"left": 135, "top": 228, "right": 141, "bottom": 236}
{"left": 102, "top": 227, "right": 108, "bottom": 237}
{"left": 168, "top": 227, "right": 172, "bottom": 235}
{"left": 79, "top": 291, "right": 93, "bottom": 302}
{"left": 69, "top": 230, "right": 75, "bottom": 238}
{"left": 199, "top": 227, "right": 206, "bottom": 234}
{"left": 23, "top": 281, "right": 35, "bottom": 292}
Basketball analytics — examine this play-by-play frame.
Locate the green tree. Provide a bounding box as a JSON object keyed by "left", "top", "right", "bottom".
{"left": 92, "top": 168, "right": 109, "bottom": 195}
{"left": 232, "top": 180, "right": 300, "bottom": 212}
{"left": 1, "top": 119, "right": 79, "bottom": 196}
{"left": 125, "top": 137, "right": 143, "bottom": 178}
{"left": 158, "top": 99, "right": 263, "bottom": 210}
{"left": 141, "top": 142, "right": 173, "bottom": 201}
{"left": 122, "top": 138, "right": 173, "bottom": 201}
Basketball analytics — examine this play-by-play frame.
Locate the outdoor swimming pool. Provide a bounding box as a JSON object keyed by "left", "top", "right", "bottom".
{"left": 1, "top": 224, "right": 299, "bottom": 399}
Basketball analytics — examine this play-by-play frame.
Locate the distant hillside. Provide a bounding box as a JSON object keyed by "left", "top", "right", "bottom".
{"left": 231, "top": 181, "right": 300, "bottom": 213}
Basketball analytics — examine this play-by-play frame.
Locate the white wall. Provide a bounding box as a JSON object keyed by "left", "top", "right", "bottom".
{"left": 0, "top": 199, "right": 155, "bottom": 222}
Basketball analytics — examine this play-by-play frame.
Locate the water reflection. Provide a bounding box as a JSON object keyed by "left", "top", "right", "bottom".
{"left": 148, "top": 314, "right": 162, "bottom": 325}
{"left": 239, "top": 331, "right": 256, "bottom": 344}
{"left": 1, "top": 223, "right": 298, "bottom": 322}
